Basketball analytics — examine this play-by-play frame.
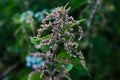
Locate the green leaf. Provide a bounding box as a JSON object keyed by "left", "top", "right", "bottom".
{"left": 35, "top": 34, "right": 51, "bottom": 42}
{"left": 70, "top": 0, "right": 87, "bottom": 11}
{"left": 30, "top": 72, "right": 41, "bottom": 80}
{"left": 30, "top": 34, "right": 51, "bottom": 46}
{"left": 57, "top": 51, "right": 71, "bottom": 60}
{"left": 30, "top": 34, "right": 51, "bottom": 52}
{"left": 16, "top": 68, "right": 31, "bottom": 80}
{"left": 71, "top": 19, "right": 87, "bottom": 27}
{"left": 40, "top": 45, "right": 50, "bottom": 52}
{"left": 64, "top": 63, "right": 74, "bottom": 72}
{"left": 70, "top": 58, "right": 90, "bottom": 76}
{"left": 12, "top": 13, "right": 21, "bottom": 24}
{"left": 64, "top": 2, "right": 69, "bottom": 9}
{"left": 30, "top": 37, "right": 37, "bottom": 45}
{"left": 79, "top": 19, "right": 87, "bottom": 23}
{"left": 57, "top": 51, "right": 90, "bottom": 78}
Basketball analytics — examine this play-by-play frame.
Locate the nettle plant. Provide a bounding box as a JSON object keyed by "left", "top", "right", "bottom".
{"left": 28, "top": 5, "right": 88, "bottom": 80}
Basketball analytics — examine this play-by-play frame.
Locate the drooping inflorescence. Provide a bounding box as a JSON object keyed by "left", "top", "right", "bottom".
{"left": 28, "top": 5, "right": 86, "bottom": 80}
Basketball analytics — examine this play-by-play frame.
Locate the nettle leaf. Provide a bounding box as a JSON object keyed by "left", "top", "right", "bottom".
{"left": 30, "top": 34, "right": 51, "bottom": 52}
{"left": 70, "top": 58, "right": 90, "bottom": 77}
{"left": 40, "top": 45, "right": 50, "bottom": 52}
{"left": 57, "top": 51, "right": 71, "bottom": 60}
{"left": 30, "top": 34, "right": 51, "bottom": 45}
{"left": 57, "top": 51, "right": 90, "bottom": 78}
{"left": 69, "top": 66, "right": 88, "bottom": 80}
{"left": 30, "top": 37, "right": 39, "bottom": 46}
{"left": 35, "top": 34, "right": 51, "bottom": 42}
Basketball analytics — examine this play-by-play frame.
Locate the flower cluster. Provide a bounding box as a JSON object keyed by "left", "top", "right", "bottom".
{"left": 28, "top": 5, "right": 86, "bottom": 80}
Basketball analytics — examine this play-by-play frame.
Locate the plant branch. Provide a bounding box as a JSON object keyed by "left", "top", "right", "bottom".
{"left": 87, "top": 0, "right": 100, "bottom": 42}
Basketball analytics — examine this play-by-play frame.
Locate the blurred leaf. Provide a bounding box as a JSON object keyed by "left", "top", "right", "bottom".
{"left": 16, "top": 68, "right": 31, "bottom": 80}
{"left": 91, "top": 36, "right": 109, "bottom": 62}
{"left": 30, "top": 72, "right": 40, "bottom": 80}
{"left": 70, "top": 0, "right": 87, "bottom": 11}
{"left": 12, "top": 13, "right": 20, "bottom": 24}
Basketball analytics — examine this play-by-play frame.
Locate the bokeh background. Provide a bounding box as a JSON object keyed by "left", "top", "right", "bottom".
{"left": 0, "top": 0, "right": 120, "bottom": 80}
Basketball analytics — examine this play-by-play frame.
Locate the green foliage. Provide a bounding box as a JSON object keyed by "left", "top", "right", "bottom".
{"left": 57, "top": 51, "right": 90, "bottom": 79}
{"left": 30, "top": 72, "right": 41, "bottom": 80}
{"left": 64, "top": 63, "right": 73, "bottom": 72}
{"left": 30, "top": 34, "right": 51, "bottom": 52}
{"left": 16, "top": 68, "right": 31, "bottom": 80}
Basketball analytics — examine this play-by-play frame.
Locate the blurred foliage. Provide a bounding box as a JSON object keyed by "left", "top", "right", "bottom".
{"left": 0, "top": 0, "right": 120, "bottom": 80}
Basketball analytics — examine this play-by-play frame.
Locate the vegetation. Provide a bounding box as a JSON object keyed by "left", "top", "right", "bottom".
{"left": 0, "top": 0, "right": 120, "bottom": 80}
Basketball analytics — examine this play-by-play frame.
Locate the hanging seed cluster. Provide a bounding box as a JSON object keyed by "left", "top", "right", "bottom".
{"left": 28, "top": 6, "right": 86, "bottom": 80}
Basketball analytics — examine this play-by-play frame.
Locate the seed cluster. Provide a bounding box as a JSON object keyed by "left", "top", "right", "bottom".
{"left": 28, "top": 6, "right": 86, "bottom": 80}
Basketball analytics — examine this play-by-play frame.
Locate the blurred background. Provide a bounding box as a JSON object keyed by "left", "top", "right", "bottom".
{"left": 0, "top": 0, "right": 120, "bottom": 80}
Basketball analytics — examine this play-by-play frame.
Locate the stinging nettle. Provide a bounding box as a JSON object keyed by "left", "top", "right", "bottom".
{"left": 28, "top": 5, "right": 86, "bottom": 80}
